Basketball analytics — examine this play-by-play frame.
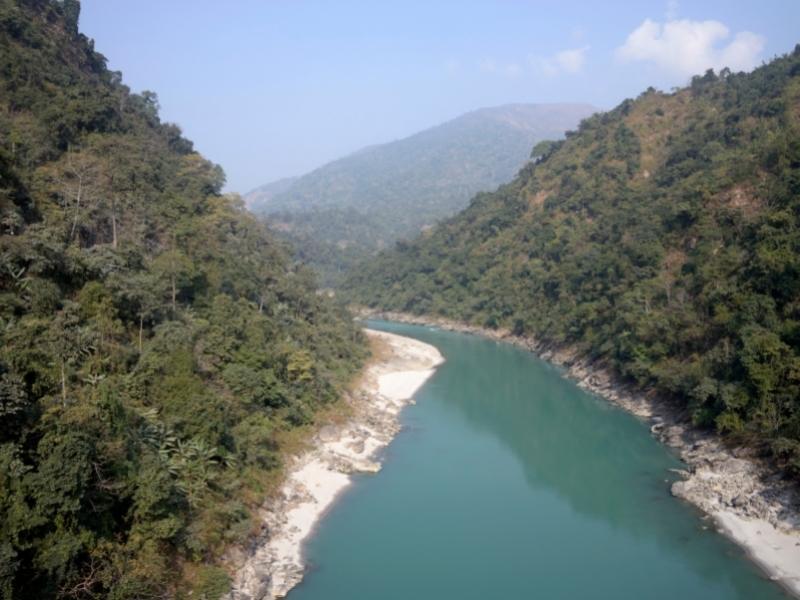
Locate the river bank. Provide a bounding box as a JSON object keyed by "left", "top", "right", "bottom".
{"left": 357, "top": 309, "right": 800, "bottom": 597}
{"left": 224, "top": 329, "right": 443, "bottom": 600}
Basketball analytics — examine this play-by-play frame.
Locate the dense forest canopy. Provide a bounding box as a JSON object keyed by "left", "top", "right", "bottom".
{"left": 346, "top": 48, "right": 800, "bottom": 476}
{"left": 247, "top": 103, "right": 596, "bottom": 287}
{"left": 0, "top": 1, "right": 365, "bottom": 598}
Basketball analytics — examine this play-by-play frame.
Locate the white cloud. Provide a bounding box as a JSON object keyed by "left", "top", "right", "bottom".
{"left": 555, "top": 47, "right": 588, "bottom": 73}
{"left": 616, "top": 18, "right": 764, "bottom": 78}
{"left": 476, "top": 58, "right": 522, "bottom": 78}
{"left": 473, "top": 44, "right": 589, "bottom": 80}
{"left": 532, "top": 46, "right": 589, "bottom": 76}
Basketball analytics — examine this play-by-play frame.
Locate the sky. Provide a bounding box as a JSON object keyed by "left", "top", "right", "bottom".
{"left": 79, "top": 1, "right": 800, "bottom": 194}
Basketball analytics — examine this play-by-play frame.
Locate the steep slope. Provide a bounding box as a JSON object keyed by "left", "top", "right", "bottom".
{"left": 0, "top": 1, "right": 364, "bottom": 598}
{"left": 346, "top": 49, "right": 800, "bottom": 475}
{"left": 247, "top": 103, "right": 597, "bottom": 286}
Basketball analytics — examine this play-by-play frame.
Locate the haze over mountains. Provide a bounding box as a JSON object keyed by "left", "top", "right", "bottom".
{"left": 246, "top": 103, "right": 597, "bottom": 286}
{"left": 246, "top": 175, "right": 298, "bottom": 209}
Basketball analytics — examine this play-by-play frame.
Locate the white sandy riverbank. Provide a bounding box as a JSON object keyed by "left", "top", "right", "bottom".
{"left": 225, "top": 329, "right": 443, "bottom": 600}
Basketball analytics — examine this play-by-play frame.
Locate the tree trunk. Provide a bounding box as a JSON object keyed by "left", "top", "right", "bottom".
{"left": 60, "top": 361, "right": 67, "bottom": 406}
{"left": 169, "top": 243, "right": 177, "bottom": 312}
{"left": 70, "top": 176, "right": 83, "bottom": 241}
{"left": 138, "top": 314, "right": 143, "bottom": 353}
{"left": 111, "top": 197, "right": 118, "bottom": 249}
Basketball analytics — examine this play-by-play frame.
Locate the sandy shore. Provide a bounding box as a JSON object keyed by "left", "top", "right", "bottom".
{"left": 360, "top": 309, "right": 800, "bottom": 598}
{"left": 225, "top": 329, "right": 443, "bottom": 600}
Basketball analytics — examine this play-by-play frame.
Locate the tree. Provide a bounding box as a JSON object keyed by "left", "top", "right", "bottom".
{"left": 38, "top": 147, "right": 109, "bottom": 243}
{"left": 151, "top": 246, "right": 194, "bottom": 313}
{"left": 44, "top": 304, "right": 96, "bottom": 405}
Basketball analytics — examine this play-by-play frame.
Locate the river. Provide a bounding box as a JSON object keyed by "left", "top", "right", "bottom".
{"left": 286, "top": 321, "right": 788, "bottom": 599}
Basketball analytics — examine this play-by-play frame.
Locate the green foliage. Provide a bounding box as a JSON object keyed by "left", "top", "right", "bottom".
{"left": 192, "top": 565, "right": 231, "bottom": 600}
{"left": 0, "top": 2, "right": 366, "bottom": 598}
{"left": 530, "top": 139, "right": 561, "bottom": 162}
{"left": 346, "top": 48, "right": 800, "bottom": 477}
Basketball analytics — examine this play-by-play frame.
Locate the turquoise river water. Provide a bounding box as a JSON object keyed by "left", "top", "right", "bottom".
{"left": 287, "top": 321, "right": 788, "bottom": 600}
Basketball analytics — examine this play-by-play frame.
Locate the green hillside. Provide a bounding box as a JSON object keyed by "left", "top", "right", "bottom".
{"left": 247, "top": 103, "right": 596, "bottom": 286}
{"left": 346, "top": 48, "right": 800, "bottom": 474}
{"left": 0, "top": 1, "right": 364, "bottom": 598}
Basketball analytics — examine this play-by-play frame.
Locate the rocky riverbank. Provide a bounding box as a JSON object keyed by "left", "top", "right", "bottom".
{"left": 359, "top": 309, "right": 800, "bottom": 597}
{"left": 223, "top": 329, "right": 443, "bottom": 600}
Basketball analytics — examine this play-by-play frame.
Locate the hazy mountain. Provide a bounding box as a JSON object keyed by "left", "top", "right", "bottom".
{"left": 246, "top": 103, "right": 597, "bottom": 286}
{"left": 245, "top": 175, "right": 298, "bottom": 209}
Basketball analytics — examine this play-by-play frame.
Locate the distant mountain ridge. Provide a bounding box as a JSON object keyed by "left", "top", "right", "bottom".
{"left": 247, "top": 103, "right": 597, "bottom": 216}
{"left": 245, "top": 175, "right": 298, "bottom": 208}
{"left": 246, "top": 103, "right": 597, "bottom": 285}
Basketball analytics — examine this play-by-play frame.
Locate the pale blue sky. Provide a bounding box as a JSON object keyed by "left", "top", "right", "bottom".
{"left": 80, "top": 1, "right": 799, "bottom": 193}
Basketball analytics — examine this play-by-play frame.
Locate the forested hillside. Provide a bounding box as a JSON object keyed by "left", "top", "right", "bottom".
{"left": 0, "top": 1, "right": 365, "bottom": 598}
{"left": 247, "top": 103, "right": 596, "bottom": 286}
{"left": 346, "top": 48, "right": 800, "bottom": 475}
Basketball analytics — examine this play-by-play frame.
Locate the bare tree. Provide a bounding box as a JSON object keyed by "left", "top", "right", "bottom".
{"left": 49, "top": 147, "right": 108, "bottom": 244}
